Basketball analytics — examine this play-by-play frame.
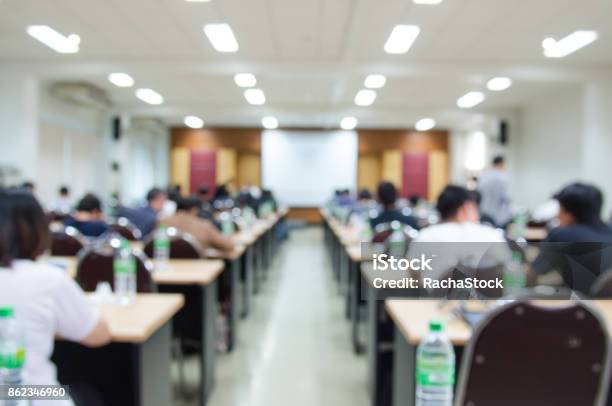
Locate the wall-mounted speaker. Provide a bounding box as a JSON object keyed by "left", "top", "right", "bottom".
{"left": 499, "top": 120, "right": 509, "bottom": 145}
{"left": 112, "top": 116, "right": 121, "bottom": 141}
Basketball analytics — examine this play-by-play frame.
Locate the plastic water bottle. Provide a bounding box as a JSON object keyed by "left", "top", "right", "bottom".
{"left": 114, "top": 239, "right": 136, "bottom": 306}
{"left": 0, "top": 307, "right": 25, "bottom": 406}
{"left": 153, "top": 225, "right": 170, "bottom": 272}
{"left": 388, "top": 221, "right": 406, "bottom": 257}
{"left": 220, "top": 212, "right": 235, "bottom": 236}
{"left": 416, "top": 320, "right": 455, "bottom": 406}
{"left": 504, "top": 251, "right": 526, "bottom": 296}
{"left": 242, "top": 206, "right": 256, "bottom": 227}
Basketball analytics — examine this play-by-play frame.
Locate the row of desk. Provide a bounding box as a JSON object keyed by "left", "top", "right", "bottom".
{"left": 48, "top": 210, "right": 286, "bottom": 406}
{"left": 320, "top": 209, "right": 612, "bottom": 406}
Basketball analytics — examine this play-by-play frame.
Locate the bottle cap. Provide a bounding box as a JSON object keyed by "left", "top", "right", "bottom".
{"left": 0, "top": 307, "right": 15, "bottom": 318}
{"left": 429, "top": 319, "right": 444, "bottom": 332}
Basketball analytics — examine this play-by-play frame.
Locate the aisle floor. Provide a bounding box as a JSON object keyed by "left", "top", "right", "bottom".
{"left": 201, "top": 226, "right": 369, "bottom": 406}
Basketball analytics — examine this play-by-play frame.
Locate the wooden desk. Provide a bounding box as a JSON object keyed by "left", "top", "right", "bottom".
{"left": 384, "top": 299, "right": 612, "bottom": 406}
{"left": 50, "top": 257, "right": 225, "bottom": 406}
{"left": 53, "top": 294, "right": 184, "bottom": 406}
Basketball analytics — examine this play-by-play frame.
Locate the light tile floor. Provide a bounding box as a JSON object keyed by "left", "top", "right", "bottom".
{"left": 178, "top": 227, "right": 369, "bottom": 406}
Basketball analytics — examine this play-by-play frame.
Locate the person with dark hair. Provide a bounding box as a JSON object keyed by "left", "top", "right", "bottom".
{"left": 0, "top": 189, "right": 110, "bottom": 401}
{"left": 48, "top": 185, "right": 72, "bottom": 214}
{"left": 160, "top": 197, "right": 235, "bottom": 253}
{"left": 478, "top": 155, "right": 512, "bottom": 228}
{"left": 64, "top": 193, "right": 108, "bottom": 238}
{"left": 21, "top": 181, "right": 35, "bottom": 194}
{"left": 358, "top": 188, "right": 373, "bottom": 202}
{"left": 370, "top": 182, "right": 419, "bottom": 230}
{"left": 409, "top": 185, "right": 510, "bottom": 280}
{"left": 117, "top": 188, "right": 167, "bottom": 238}
{"left": 532, "top": 183, "right": 612, "bottom": 294}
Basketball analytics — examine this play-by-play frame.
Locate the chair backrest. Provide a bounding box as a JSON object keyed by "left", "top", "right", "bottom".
{"left": 50, "top": 226, "right": 86, "bottom": 256}
{"left": 590, "top": 268, "right": 612, "bottom": 298}
{"left": 75, "top": 240, "right": 155, "bottom": 293}
{"left": 108, "top": 217, "right": 142, "bottom": 241}
{"left": 143, "top": 228, "right": 204, "bottom": 259}
{"left": 456, "top": 301, "right": 611, "bottom": 406}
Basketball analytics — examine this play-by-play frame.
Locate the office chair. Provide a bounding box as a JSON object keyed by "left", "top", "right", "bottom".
{"left": 108, "top": 217, "right": 142, "bottom": 241}
{"left": 75, "top": 238, "right": 156, "bottom": 293}
{"left": 50, "top": 226, "right": 87, "bottom": 256}
{"left": 455, "top": 301, "right": 611, "bottom": 406}
{"left": 143, "top": 228, "right": 204, "bottom": 259}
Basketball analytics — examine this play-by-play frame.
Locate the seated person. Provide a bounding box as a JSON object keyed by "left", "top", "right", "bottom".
{"left": 47, "top": 185, "right": 72, "bottom": 215}
{"left": 0, "top": 189, "right": 111, "bottom": 404}
{"left": 370, "top": 182, "right": 419, "bottom": 230}
{"left": 195, "top": 185, "right": 218, "bottom": 225}
{"left": 409, "top": 185, "right": 510, "bottom": 280}
{"left": 161, "top": 197, "right": 235, "bottom": 253}
{"left": 532, "top": 183, "right": 612, "bottom": 295}
{"left": 118, "top": 188, "right": 167, "bottom": 238}
{"left": 64, "top": 193, "right": 108, "bottom": 238}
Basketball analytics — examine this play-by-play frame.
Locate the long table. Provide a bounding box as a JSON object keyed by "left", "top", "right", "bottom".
{"left": 53, "top": 293, "right": 184, "bottom": 406}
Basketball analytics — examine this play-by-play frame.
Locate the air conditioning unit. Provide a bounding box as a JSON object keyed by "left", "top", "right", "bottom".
{"left": 50, "top": 82, "right": 112, "bottom": 110}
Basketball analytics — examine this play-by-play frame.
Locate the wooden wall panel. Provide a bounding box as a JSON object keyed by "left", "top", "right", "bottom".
{"left": 171, "top": 128, "right": 261, "bottom": 153}
{"left": 286, "top": 208, "right": 322, "bottom": 224}
{"left": 358, "top": 154, "right": 382, "bottom": 193}
{"left": 382, "top": 150, "right": 403, "bottom": 189}
{"left": 359, "top": 130, "right": 448, "bottom": 154}
{"left": 171, "top": 148, "right": 190, "bottom": 195}
{"left": 428, "top": 151, "right": 449, "bottom": 202}
{"left": 216, "top": 148, "right": 237, "bottom": 186}
{"left": 237, "top": 153, "right": 261, "bottom": 187}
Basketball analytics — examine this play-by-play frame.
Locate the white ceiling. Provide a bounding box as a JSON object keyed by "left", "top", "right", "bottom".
{"left": 1, "top": 0, "right": 611, "bottom": 129}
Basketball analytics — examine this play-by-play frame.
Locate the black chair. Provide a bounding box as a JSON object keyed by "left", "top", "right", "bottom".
{"left": 75, "top": 237, "right": 155, "bottom": 293}
{"left": 108, "top": 217, "right": 142, "bottom": 241}
{"left": 50, "top": 226, "right": 87, "bottom": 256}
{"left": 590, "top": 268, "right": 612, "bottom": 298}
{"left": 143, "top": 228, "right": 204, "bottom": 259}
{"left": 455, "top": 301, "right": 611, "bottom": 406}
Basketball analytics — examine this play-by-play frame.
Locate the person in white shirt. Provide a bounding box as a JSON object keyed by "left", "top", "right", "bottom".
{"left": 47, "top": 185, "right": 72, "bottom": 215}
{"left": 478, "top": 155, "right": 513, "bottom": 228}
{"left": 409, "top": 185, "right": 511, "bottom": 281}
{"left": 0, "top": 188, "right": 111, "bottom": 406}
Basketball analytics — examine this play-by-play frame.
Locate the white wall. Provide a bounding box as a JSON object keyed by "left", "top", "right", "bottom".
{"left": 511, "top": 86, "right": 584, "bottom": 210}
{"left": 36, "top": 87, "right": 170, "bottom": 208}
{"left": 0, "top": 70, "right": 39, "bottom": 184}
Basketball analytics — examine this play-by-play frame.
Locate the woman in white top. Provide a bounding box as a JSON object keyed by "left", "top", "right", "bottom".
{"left": 0, "top": 188, "right": 111, "bottom": 406}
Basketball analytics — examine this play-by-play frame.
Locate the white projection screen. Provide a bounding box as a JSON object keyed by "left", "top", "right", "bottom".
{"left": 262, "top": 130, "right": 358, "bottom": 207}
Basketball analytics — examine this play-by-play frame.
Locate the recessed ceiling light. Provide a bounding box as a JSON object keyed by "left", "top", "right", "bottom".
{"left": 244, "top": 88, "right": 266, "bottom": 105}
{"left": 262, "top": 116, "right": 278, "bottom": 129}
{"left": 184, "top": 115, "right": 204, "bottom": 129}
{"left": 234, "top": 73, "right": 257, "bottom": 88}
{"left": 26, "top": 25, "right": 80, "bottom": 54}
{"left": 487, "top": 77, "right": 512, "bottom": 91}
{"left": 354, "top": 89, "right": 377, "bottom": 106}
{"left": 413, "top": 0, "right": 443, "bottom": 4}
{"left": 415, "top": 118, "right": 436, "bottom": 131}
{"left": 457, "top": 91, "right": 485, "bottom": 109}
{"left": 340, "top": 117, "right": 358, "bottom": 130}
{"left": 136, "top": 88, "right": 164, "bottom": 105}
{"left": 542, "top": 30, "right": 598, "bottom": 58}
{"left": 203, "top": 23, "right": 239, "bottom": 53}
{"left": 108, "top": 73, "right": 134, "bottom": 88}
{"left": 364, "top": 75, "right": 386, "bottom": 89}
{"left": 384, "top": 25, "right": 420, "bottom": 54}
